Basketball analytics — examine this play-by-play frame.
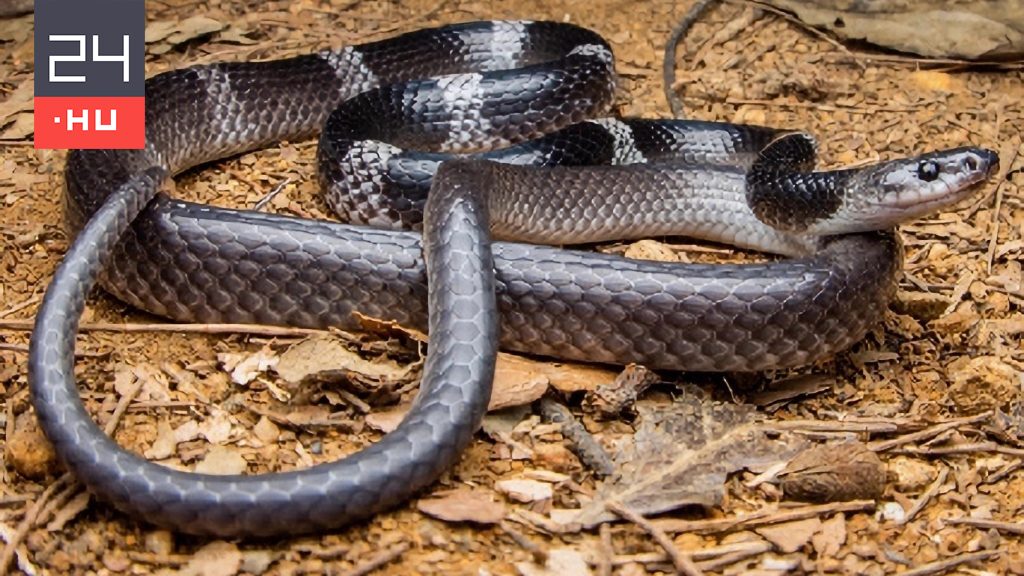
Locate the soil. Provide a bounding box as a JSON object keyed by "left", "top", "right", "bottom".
{"left": 1, "top": 1, "right": 1022, "bottom": 575}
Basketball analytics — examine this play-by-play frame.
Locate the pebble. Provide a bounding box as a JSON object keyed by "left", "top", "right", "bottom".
{"left": 6, "top": 411, "right": 58, "bottom": 479}
{"left": 145, "top": 530, "right": 174, "bottom": 555}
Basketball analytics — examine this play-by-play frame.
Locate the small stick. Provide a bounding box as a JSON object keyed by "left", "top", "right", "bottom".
{"left": 539, "top": 398, "right": 614, "bottom": 476}
{"left": 868, "top": 412, "right": 992, "bottom": 452}
{"left": 898, "top": 549, "right": 999, "bottom": 576}
{"left": 0, "top": 294, "right": 40, "bottom": 319}
{"left": 653, "top": 500, "right": 875, "bottom": 534}
{"left": 499, "top": 520, "right": 548, "bottom": 565}
{"left": 606, "top": 500, "right": 703, "bottom": 576}
{"left": 898, "top": 466, "right": 949, "bottom": 526}
{"left": 662, "top": 0, "right": 717, "bottom": 116}
{"left": 0, "top": 474, "right": 72, "bottom": 576}
{"left": 598, "top": 523, "right": 614, "bottom": 576}
{"left": 944, "top": 517, "right": 1024, "bottom": 536}
{"left": 253, "top": 176, "right": 293, "bottom": 211}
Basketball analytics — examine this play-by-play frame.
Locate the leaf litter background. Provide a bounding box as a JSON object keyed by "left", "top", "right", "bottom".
{"left": 1, "top": 0, "right": 1023, "bottom": 574}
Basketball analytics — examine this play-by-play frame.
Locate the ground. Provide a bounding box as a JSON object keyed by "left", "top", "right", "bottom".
{"left": 1, "top": 1, "right": 1023, "bottom": 575}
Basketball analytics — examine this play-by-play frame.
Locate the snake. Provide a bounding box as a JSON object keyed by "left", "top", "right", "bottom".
{"left": 28, "top": 20, "right": 998, "bottom": 537}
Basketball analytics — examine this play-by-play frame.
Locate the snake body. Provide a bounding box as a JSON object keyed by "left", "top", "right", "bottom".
{"left": 29, "top": 20, "right": 997, "bottom": 536}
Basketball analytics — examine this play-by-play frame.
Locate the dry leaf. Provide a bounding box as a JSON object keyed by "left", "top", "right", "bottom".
{"left": 194, "top": 445, "right": 248, "bottom": 476}
{"left": 750, "top": 374, "right": 833, "bottom": 410}
{"left": 177, "top": 541, "right": 242, "bottom": 576}
{"left": 755, "top": 517, "right": 821, "bottom": 553}
{"left": 575, "top": 386, "right": 808, "bottom": 527}
{"left": 219, "top": 348, "right": 278, "bottom": 385}
{"left": 812, "top": 513, "right": 847, "bottom": 558}
{"left": 763, "top": 0, "right": 1024, "bottom": 59}
{"left": 274, "top": 334, "right": 413, "bottom": 385}
{"left": 497, "top": 353, "right": 617, "bottom": 394}
{"left": 417, "top": 489, "right": 507, "bottom": 524}
{"left": 0, "top": 79, "right": 32, "bottom": 126}
{"left": 495, "top": 478, "right": 554, "bottom": 503}
{"left": 365, "top": 405, "right": 409, "bottom": 433}
{"left": 146, "top": 16, "right": 224, "bottom": 46}
{"left": 0, "top": 113, "right": 33, "bottom": 140}
{"left": 516, "top": 548, "right": 591, "bottom": 576}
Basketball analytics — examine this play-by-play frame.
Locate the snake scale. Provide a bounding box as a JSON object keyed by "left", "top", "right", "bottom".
{"left": 28, "top": 20, "right": 998, "bottom": 536}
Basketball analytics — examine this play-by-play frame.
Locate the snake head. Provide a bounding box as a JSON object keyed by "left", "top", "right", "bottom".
{"left": 863, "top": 146, "right": 998, "bottom": 219}
{"left": 808, "top": 146, "right": 1000, "bottom": 235}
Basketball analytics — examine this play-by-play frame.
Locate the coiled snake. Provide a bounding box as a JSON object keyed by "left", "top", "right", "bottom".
{"left": 28, "top": 20, "right": 998, "bottom": 536}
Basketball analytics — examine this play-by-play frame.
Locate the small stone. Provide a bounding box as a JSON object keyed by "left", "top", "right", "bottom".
{"left": 879, "top": 501, "right": 906, "bottom": 523}
{"left": 144, "top": 530, "right": 174, "bottom": 555}
{"left": 6, "top": 411, "right": 58, "bottom": 479}
{"left": 240, "top": 550, "right": 275, "bottom": 575}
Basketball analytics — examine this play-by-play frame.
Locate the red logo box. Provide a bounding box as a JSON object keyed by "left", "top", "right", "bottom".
{"left": 34, "top": 96, "right": 145, "bottom": 149}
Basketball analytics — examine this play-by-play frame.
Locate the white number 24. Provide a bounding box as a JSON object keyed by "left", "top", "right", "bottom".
{"left": 48, "top": 34, "right": 130, "bottom": 83}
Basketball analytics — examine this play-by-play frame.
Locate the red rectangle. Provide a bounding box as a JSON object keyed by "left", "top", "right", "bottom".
{"left": 34, "top": 96, "right": 145, "bottom": 149}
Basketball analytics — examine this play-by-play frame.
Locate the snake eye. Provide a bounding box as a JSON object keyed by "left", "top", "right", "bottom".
{"left": 917, "top": 161, "right": 940, "bottom": 182}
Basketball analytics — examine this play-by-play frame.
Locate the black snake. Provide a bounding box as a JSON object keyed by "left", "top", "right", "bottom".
{"left": 28, "top": 20, "right": 998, "bottom": 537}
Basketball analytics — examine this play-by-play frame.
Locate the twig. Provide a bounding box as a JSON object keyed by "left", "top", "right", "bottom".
{"left": 766, "top": 419, "right": 899, "bottom": 434}
{"left": 0, "top": 474, "right": 72, "bottom": 576}
{"left": 338, "top": 541, "right": 410, "bottom": 576}
{"left": 598, "top": 523, "right": 614, "bottom": 576}
{"left": 0, "top": 294, "right": 40, "bottom": 319}
{"left": 499, "top": 520, "right": 548, "bottom": 564}
{"left": 539, "top": 398, "right": 614, "bottom": 476}
{"left": 606, "top": 500, "right": 703, "bottom": 576}
{"left": 898, "top": 549, "right": 999, "bottom": 576}
{"left": 695, "top": 540, "right": 773, "bottom": 572}
{"left": 253, "top": 176, "right": 293, "bottom": 211}
{"left": 662, "top": 0, "right": 717, "bottom": 117}
{"left": 898, "top": 466, "right": 949, "bottom": 526}
{"left": 986, "top": 145, "right": 1017, "bottom": 273}
{"left": 0, "top": 318, "right": 326, "bottom": 337}
{"left": 868, "top": 412, "right": 992, "bottom": 452}
{"left": 104, "top": 367, "right": 148, "bottom": 435}
{"left": 944, "top": 517, "right": 1024, "bottom": 536}
{"left": 653, "top": 500, "right": 875, "bottom": 534}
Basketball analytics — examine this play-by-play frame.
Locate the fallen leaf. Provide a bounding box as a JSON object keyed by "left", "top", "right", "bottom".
{"left": 177, "top": 541, "right": 242, "bottom": 576}
{"left": 219, "top": 348, "right": 278, "bottom": 385}
{"left": 575, "top": 385, "right": 808, "bottom": 527}
{"left": 252, "top": 416, "right": 280, "bottom": 443}
{"left": 495, "top": 478, "right": 554, "bottom": 503}
{"left": 750, "top": 374, "right": 833, "bottom": 410}
{"left": 146, "top": 15, "right": 224, "bottom": 46}
{"left": 274, "top": 335, "right": 413, "bottom": 385}
{"left": 763, "top": 1, "right": 1024, "bottom": 60}
{"left": 497, "top": 353, "right": 617, "bottom": 394}
{"left": 365, "top": 405, "right": 409, "bottom": 433}
{"left": 194, "top": 445, "right": 248, "bottom": 476}
{"left": 417, "top": 489, "right": 507, "bottom": 524}
{"left": 516, "top": 548, "right": 591, "bottom": 576}
{"left": 755, "top": 517, "right": 821, "bottom": 553}
{"left": 812, "top": 513, "right": 847, "bottom": 558}
{"left": 0, "top": 79, "right": 33, "bottom": 126}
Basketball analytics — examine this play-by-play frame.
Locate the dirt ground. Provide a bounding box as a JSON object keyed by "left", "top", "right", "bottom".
{"left": 1, "top": 0, "right": 1023, "bottom": 575}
